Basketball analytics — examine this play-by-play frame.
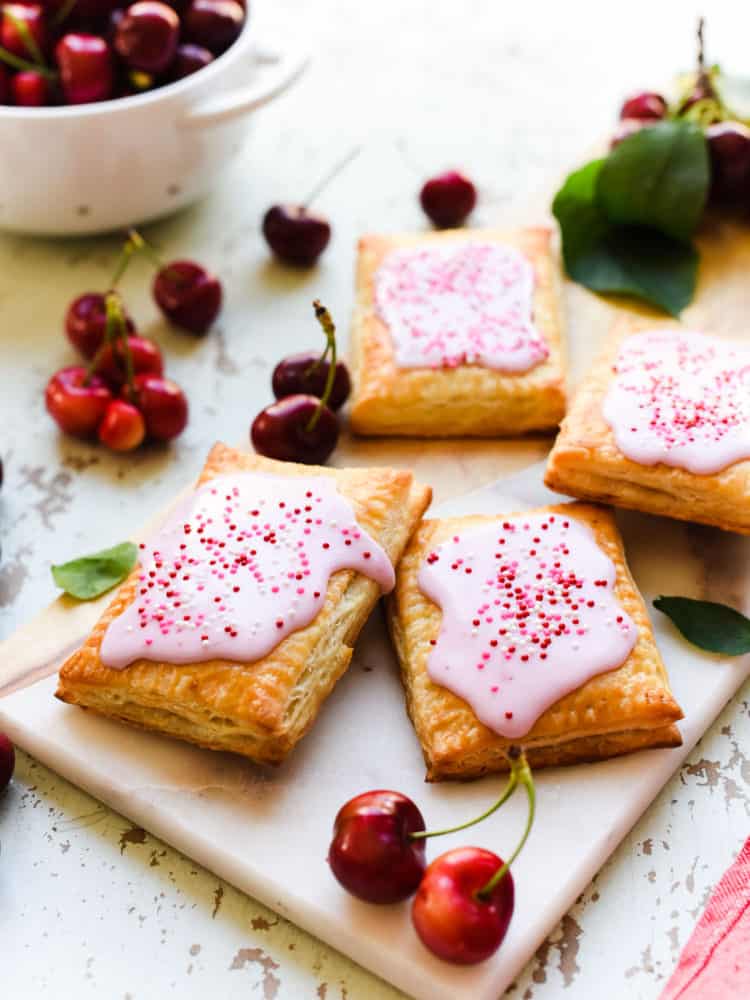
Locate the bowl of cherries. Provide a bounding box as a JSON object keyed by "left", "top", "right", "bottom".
{"left": 0, "top": 1, "right": 307, "bottom": 235}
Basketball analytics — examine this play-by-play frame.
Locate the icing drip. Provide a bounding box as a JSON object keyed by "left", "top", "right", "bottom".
{"left": 602, "top": 329, "right": 750, "bottom": 475}
{"left": 100, "top": 472, "right": 395, "bottom": 670}
{"left": 417, "top": 512, "right": 637, "bottom": 739}
{"left": 374, "top": 241, "right": 549, "bottom": 372}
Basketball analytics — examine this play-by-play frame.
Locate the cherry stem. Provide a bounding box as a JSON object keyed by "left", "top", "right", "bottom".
{"left": 52, "top": 0, "right": 78, "bottom": 27}
{"left": 476, "top": 749, "right": 535, "bottom": 900}
{"left": 305, "top": 300, "right": 337, "bottom": 432}
{"left": 127, "top": 228, "right": 166, "bottom": 271}
{"left": 4, "top": 9, "right": 45, "bottom": 67}
{"left": 302, "top": 146, "right": 361, "bottom": 210}
{"left": 697, "top": 16, "right": 705, "bottom": 77}
{"left": 110, "top": 236, "right": 139, "bottom": 289}
{"left": 0, "top": 43, "right": 56, "bottom": 78}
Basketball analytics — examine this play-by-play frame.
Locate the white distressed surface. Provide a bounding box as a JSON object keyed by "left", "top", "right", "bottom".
{"left": 2, "top": 1, "right": 750, "bottom": 998}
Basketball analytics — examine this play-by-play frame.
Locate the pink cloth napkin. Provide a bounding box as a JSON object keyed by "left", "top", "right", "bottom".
{"left": 659, "top": 836, "right": 750, "bottom": 1000}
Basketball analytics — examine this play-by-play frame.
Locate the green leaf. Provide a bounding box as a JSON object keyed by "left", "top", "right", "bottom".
{"left": 52, "top": 542, "right": 138, "bottom": 601}
{"left": 653, "top": 596, "right": 750, "bottom": 655}
{"left": 597, "top": 122, "right": 709, "bottom": 243}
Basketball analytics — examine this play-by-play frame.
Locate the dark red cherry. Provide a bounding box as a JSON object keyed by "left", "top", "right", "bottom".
{"left": 328, "top": 790, "right": 426, "bottom": 904}
{"left": 0, "top": 732, "right": 15, "bottom": 794}
{"left": 56, "top": 33, "right": 114, "bottom": 105}
{"left": 706, "top": 121, "right": 750, "bottom": 204}
{"left": 65, "top": 293, "right": 135, "bottom": 359}
{"left": 169, "top": 43, "right": 213, "bottom": 80}
{"left": 115, "top": 1, "right": 179, "bottom": 74}
{"left": 272, "top": 352, "right": 351, "bottom": 411}
{"left": 45, "top": 366, "right": 113, "bottom": 437}
{"left": 124, "top": 374, "right": 188, "bottom": 441}
{"left": 619, "top": 91, "right": 667, "bottom": 121}
{"left": 92, "top": 335, "right": 164, "bottom": 387}
{"left": 183, "top": 0, "right": 244, "bottom": 56}
{"left": 251, "top": 394, "right": 339, "bottom": 465}
{"left": 412, "top": 847, "right": 515, "bottom": 964}
{"left": 1, "top": 4, "right": 46, "bottom": 61}
{"left": 420, "top": 170, "right": 477, "bottom": 228}
{"left": 152, "top": 259, "right": 222, "bottom": 334}
{"left": 262, "top": 204, "right": 331, "bottom": 267}
{"left": 11, "top": 70, "right": 50, "bottom": 106}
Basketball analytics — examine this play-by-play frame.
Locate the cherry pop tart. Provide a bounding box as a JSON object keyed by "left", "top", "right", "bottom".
{"left": 349, "top": 228, "right": 566, "bottom": 437}
{"left": 388, "top": 502, "right": 682, "bottom": 779}
{"left": 56, "top": 443, "right": 431, "bottom": 764}
{"left": 545, "top": 318, "right": 750, "bottom": 534}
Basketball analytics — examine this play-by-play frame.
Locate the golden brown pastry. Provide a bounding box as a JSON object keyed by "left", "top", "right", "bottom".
{"left": 349, "top": 227, "right": 566, "bottom": 437}
{"left": 57, "top": 443, "right": 432, "bottom": 764}
{"left": 388, "top": 502, "right": 682, "bottom": 780}
{"left": 545, "top": 317, "right": 750, "bottom": 534}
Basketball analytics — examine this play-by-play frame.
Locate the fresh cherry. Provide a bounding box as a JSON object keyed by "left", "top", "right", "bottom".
{"left": 328, "top": 791, "right": 427, "bottom": 904}
{"left": 115, "top": 1, "right": 179, "bottom": 74}
{"left": 152, "top": 259, "right": 222, "bottom": 335}
{"left": 618, "top": 91, "right": 667, "bottom": 121}
{"left": 56, "top": 33, "right": 114, "bottom": 104}
{"left": 65, "top": 292, "right": 135, "bottom": 359}
{"left": 706, "top": 121, "right": 750, "bottom": 204}
{"left": 169, "top": 42, "right": 213, "bottom": 80}
{"left": 1, "top": 4, "right": 46, "bottom": 61}
{"left": 0, "top": 732, "right": 15, "bottom": 794}
{"left": 262, "top": 205, "right": 331, "bottom": 267}
{"left": 411, "top": 847, "right": 515, "bottom": 964}
{"left": 98, "top": 400, "right": 146, "bottom": 452}
{"left": 45, "top": 366, "right": 113, "bottom": 437}
{"left": 93, "top": 335, "right": 164, "bottom": 387}
{"left": 272, "top": 352, "right": 350, "bottom": 411}
{"left": 251, "top": 394, "right": 339, "bottom": 465}
{"left": 183, "top": 0, "right": 244, "bottom": 56}
{"left": 124, "top": 374, "right": 188, "bottom": 441}
{"left": 420, "top": 170, "right": 477, "bottom": 228}
{"left": 11, "top": 69, "right": 50, "bottom": 106}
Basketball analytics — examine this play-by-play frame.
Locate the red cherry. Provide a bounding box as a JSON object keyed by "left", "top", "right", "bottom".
{"left": 152, "top": 259, "right": 222, "bottom": 334}
{"left": 169, "top": 42, "right": 213, "bottom": 81}
{"left": 65, "top": 292, "right": 136, "bottom": 359}
{"left": 98, "top": 400, "right": 146, "bottom": 452}
{"left": 619, "top": 91, "right": 668, "bottom": 121}
{"left": 183, "top": 0, "right": 244, "bottom": 56}
{"left": 706, "top": 121, "right": 750, "bottom": 204}
{"left": 272, "top": 352, "right": 351, "bottom": 411}
{"left": 11, "top": 69, "right": 50, "bottom": 106}
{"left": 420, "top": 171, "right": 477, "bottom": 228}
{"left": 56, "top": 33, "right": 114, "bottom": 105}
{"left": 0, "top": 732, "right": 15, "bottom": 794}
{"left": 251, "top": 394, "right": 339, "bottom": 465}
{"left": 45, "top": 366, "right": 113, "bottom": 437}
{"left": 1, "top": 4, "right": 46, "bottom": 61}
{"left": 92, "top": 335, "right": 164, "bottom": 387}
{"left": 115, "top": 1, "right": 179, "bottom": 74}
{"left": 125, "top": 374, "right": 188, "bottom": 441}
{"left": 262, "top": 205, "right": 331, "bottom": 267}
{"left": 412, "top": 847, "right": 515, "bottom": 964}
{"left": 328, "top": 790, "right": 426, "bottom": 904}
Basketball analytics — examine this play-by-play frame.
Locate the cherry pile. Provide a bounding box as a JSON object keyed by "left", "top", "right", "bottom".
{"left": 329, "top": 748, "right": 535, "bottom": 965}
{"left": 0, "top": 0, "right": 246, "bottom": 107}
{"left": 613, "top": 19, "right": 750, "bottom": 208}
{"left": 46, "top": 229, "right": 222, "bottom": 452}
{"left": 251, "top": 300, "right": 350, "bottom": 465}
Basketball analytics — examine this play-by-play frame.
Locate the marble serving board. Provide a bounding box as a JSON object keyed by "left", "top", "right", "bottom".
{"left": 1, "top": 461, "right": 748, "bottom": 1000}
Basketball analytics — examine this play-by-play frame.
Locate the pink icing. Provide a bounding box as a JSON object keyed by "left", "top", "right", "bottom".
{"left": 373, "top": 241, "right": 549, "bottom": 372}
{"left": 417, "top": 512, "right": 637, "bottom": 739}
{"left": 602, "top": 329, "right": 750, "bottom": 475}
{"left": 100, "top": 473, "right": 395, "bottom": 670}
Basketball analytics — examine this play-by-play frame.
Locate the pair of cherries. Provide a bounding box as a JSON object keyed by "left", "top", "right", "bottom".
{"left": 251, "top": 301, "right": 351, "bottom": 466}
{"left": 46, "top": 229, "right": 222, "bottom": 451}
{"left": 328, "top": 748, "right": 535, "bottom": 965}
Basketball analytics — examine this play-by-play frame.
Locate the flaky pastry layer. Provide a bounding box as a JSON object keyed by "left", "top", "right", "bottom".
{"left": 56, "top": 443, "right": 432, "bottom": 765}
{"left": 349, "top": 227, "right": 567, "bottom": 437}
{"left": 544, "top": 316, "right": 750, "bottom": 535}
{"left": 387, "top": 502, "right": 683, "bottom": 780}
